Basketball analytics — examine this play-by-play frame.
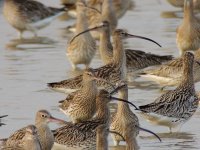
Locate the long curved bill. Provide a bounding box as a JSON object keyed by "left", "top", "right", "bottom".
{"left": 0, "top": 123, "right": 6, "bottom": 126}
{"left": 196, "top": 60, "right": 200, "bottom": 65}
{"left": 108, "top": 130, "right": 125, "bottom": 141}
{"left": 110, "top": 96, "right": 140, "bottom": 110}
{"left": 124, "top": 33, "right": 162, "bottom": 47}
{"left": 138, "top": 126, "right": 162, "bottom": 142}
{"left": 0, "top": 115, "right": 8, "bottom": 118}
{"left": 70, "top": 24, "right": 104, "bottom": 44}
{"left": 110, "top": 84, "right": 126, "bottom": 95}
{"left": 58, "top": 100, "right": 65, "bottom": 104}
{"left": 49, "top": 116, "right": 67, "bottom": 124}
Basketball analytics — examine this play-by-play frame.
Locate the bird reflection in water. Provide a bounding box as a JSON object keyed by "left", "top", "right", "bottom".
{"left": 6, "top": 36, "right": 57, "bottom": 51}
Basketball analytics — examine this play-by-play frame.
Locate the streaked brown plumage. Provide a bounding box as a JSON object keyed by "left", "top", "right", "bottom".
{"left": 1, "top": 125, "right": 41, "bottom": 150}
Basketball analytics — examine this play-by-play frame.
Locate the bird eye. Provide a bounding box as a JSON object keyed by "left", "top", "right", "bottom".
{"left": 41, "top": 114, "right": 46, "bottom": 118}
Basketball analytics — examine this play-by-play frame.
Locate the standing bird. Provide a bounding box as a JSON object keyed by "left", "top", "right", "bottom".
{"left": 110, "top": 83, "right": 161, "bottom": 149}
{"left": 140, "top": 48, "right": 200, "bottom": 87}
{"left": 59, "top": 68, "right": 112, "bottom": 123}
{"left": 3, "top": 0, "right": 67, "bottom": 38}
{"left": 53, "top": 87, "right": 135, "bottom": 149}
{"left": 1, "top": 125, "right": 42, "bottom": 150}
{"left": 66, "top": 1, "right": 96, "bottom": 70}
{"left": 1, "top": 110, "right": 65, "bottom": 150}
{"left": 139, "top": 52, "right": 200, "bottom": 132}
{"left": 48, "top": 29, "right": 161, "bottom": 93}
{"left": 176, "top": 0, "right": 200, "bottom": 55}
{"left": 110, "top": 84, "right": 139, "bottom": 149}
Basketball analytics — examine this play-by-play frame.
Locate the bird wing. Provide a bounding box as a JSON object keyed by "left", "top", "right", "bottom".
{"left": 19, "top": 0, "right": 63, "bottom": 23}
{"left": 139, "top": 89, "right": 198, "bottom": 118}
{"left": 53, "top": 123, "right": 88, "bottom": 145}
{"left": 125, "top": 49, "right": 173, "bottom": 70}
{"left": 5, "top": 127, "right": 26, "bottom": 147}
{"left": 143, "top": 57, "right": 183, "bottom": 78}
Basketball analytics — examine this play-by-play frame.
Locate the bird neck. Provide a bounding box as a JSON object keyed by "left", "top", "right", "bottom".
{"left": 76, "top": 9, "right": 88, "bottom": 33}
{"left": 101, "top": 0, "right": 112, "bottom": 16}
{"left": 96, "top": 131, "right": 108, "bottom": 150}
{"left": 35, "top": 122, "right": 49, "bottom": 133}
{"left": 99, "top": 29, "right": 113, "bottom": 62}
{"left": 35, "top": 123, "right": 54, "bottom": 150}
{"left": 94, "top": 102, "right": 110, "bottom": 124}
{"left": 112, "top": 35, "right": 127, "bottom": 78}
{"left": 183, "top": 0, "right": 194, "bottom": 23}
{"left": 179, "top": 59, "right": 194, "bottom": 90}
{"left": 117, "top": 90, "right": 131, "bottom": 114}
{"left": 194, "top": 49, "right": 200, "bottom": 59}
{"left": 101, "top": 0, "right": 116, "bottom": 28}
{"left": 82, "top": 79, "right": 97, "bottom": 93}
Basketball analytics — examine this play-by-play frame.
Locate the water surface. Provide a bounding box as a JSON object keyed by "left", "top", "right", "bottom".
{"left": 0, "top": 0, "right": 200, "bottom": 149}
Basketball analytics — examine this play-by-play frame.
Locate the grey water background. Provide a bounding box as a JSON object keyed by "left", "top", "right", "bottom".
{"left": 0, "top": 0, "right": 200, "bottom": 149}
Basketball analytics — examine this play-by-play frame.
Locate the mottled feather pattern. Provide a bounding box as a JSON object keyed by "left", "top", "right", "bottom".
{"left": 4, "top": 127, "right": 27, "bottom": 147}
{"left": 17, "top": 0, "right": 64, "bottom": 23}
{"left": 48, "top": 75, "right": 83, "bottom": 89}
{"left": 53, "top": 122, "right": 99, "bottom": 148}
{"left": 142, "top": 52, "right": 200, "bottom": 84}
{"left": 125, "top": 49, "right": 173, "bottom": 71}
{"left": 139, "top": 88, "right": 198, "bottom": 119}
{"left": 48, "top": 63, "right": 122, "bottom": 91}
{"left": 144, "top": 58, "right": 183, "bottom": 78}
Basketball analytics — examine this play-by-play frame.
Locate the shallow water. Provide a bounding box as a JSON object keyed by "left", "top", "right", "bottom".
{"left": 1, "top": 0, "right": 200, "bottom": 149}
